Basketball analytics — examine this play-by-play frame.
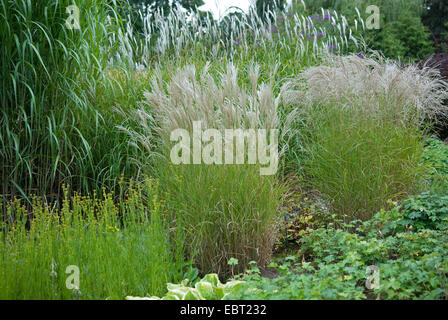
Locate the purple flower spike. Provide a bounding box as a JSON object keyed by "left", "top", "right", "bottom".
{"left": 357, "top": 53, "right": 365, "bottom": 58}
{"left": 324, "top": 14, "right": 331, "bottom": 20}
{"left": 329, "top": 45, "right": 336, "bottom": 50}
{"left": 233, "top": 41, "right": 240, "bottom": 46}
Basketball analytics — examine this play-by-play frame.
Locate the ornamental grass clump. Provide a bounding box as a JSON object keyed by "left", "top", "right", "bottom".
{"left": 123, "top": 63, "right": 292, "bottom": 277}
{"left": 289, "top": 54, "right": 448, "bottom": 220}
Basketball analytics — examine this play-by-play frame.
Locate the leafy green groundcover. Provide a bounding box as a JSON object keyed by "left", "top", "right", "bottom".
{"left": 126, "top": 200, "right": 448, "bottom": 300}
{"left": 422, "top": 138, "right": 448, "bottom": 192}
{"left": 228, "top": 210, "right": 448, "bottom": 299}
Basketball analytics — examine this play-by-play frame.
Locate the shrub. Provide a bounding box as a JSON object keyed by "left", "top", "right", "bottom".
{"left": 366, "top": 11, "right": 434, "bottom": 61}
{"left": 391, "top": 192, "right": 448, "bottom": 232}
{"left": 422, "top": 137, "right": 448, "bottom": 191}
{"left": 301, "top": 0, "right": 435, "bottom": 61}
{"left": 422, "top": 0, "right": 448, "bottom": 49}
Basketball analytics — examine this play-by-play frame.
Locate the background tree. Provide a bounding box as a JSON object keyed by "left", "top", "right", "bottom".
{"left": 422, "top": 0, "right": 448, "bottom": 51}
{"left": 256, "top": 0, "right": 286, "bottom": 21}
{"left": 117, "top": 0, "right": 205, "bottom": 33}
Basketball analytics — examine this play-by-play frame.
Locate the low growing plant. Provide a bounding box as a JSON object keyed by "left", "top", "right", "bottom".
{"left": 226, "top": 210, "right": 448, "bottom": 300}
{"left": 0, "top": 180, "right": 184, "bottom": 299}
{"left": 126, "top": 273, "right": 244, "bottom": 300}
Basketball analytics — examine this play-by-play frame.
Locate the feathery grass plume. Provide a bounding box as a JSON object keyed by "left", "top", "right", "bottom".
{"left": 143, "top": 62, "right": 283, "bottom": 133}
{"left": 116, "top": 4, "right": 360, "bottom": 67}
{"left": 298, "top": 53, "right": 448, "bottom": 124}
{"left": 288, "top": 53, "right": 448, "bottom": 220}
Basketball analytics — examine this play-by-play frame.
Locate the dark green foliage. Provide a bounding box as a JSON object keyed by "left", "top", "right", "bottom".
{"left": 422, "top": 0, "right": 448, "bottom": 50}
{"left": 423, "top": 138, "right": 448, "bottom": 176}
{"left": 397, "top": 192, "right": 448, "bottom": 232}
{"left": 422, "top": 138, "right": 448, "bottom": 191}
{"left": 366, "top": 11, "right": 434, "bottom": 61}
{"left": 296, "top": 0, "right": 435, "bottom": 61}
{"left": 256, "top": 0, "right": 286, "bottom": 20}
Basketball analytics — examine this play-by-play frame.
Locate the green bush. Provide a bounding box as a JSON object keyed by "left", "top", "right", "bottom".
{"left": 366, "top": 10, "right": 434, "bottom": 61}
{"left": 300, "top": 0, "right": 435, "bottom": 61}
{"left": 390, "top": 192, "right": 448, "bottom": 232}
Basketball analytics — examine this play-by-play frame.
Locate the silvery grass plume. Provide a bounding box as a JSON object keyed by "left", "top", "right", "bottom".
{"left": 110, "top": 3, "right": 361, "bottom": 67}
{"left": 288, "top": 53, "right": 448, "bottom": 124}
{"left": 120, "top": 63, "right": 297, "bottom": 158}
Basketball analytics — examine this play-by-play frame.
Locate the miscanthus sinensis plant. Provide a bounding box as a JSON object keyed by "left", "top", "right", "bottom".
{"left": 287, "top": 53, "right": 448, "bottom": 220}
{"left": 120, "top": 63, "right": 294, "bottom": 277}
